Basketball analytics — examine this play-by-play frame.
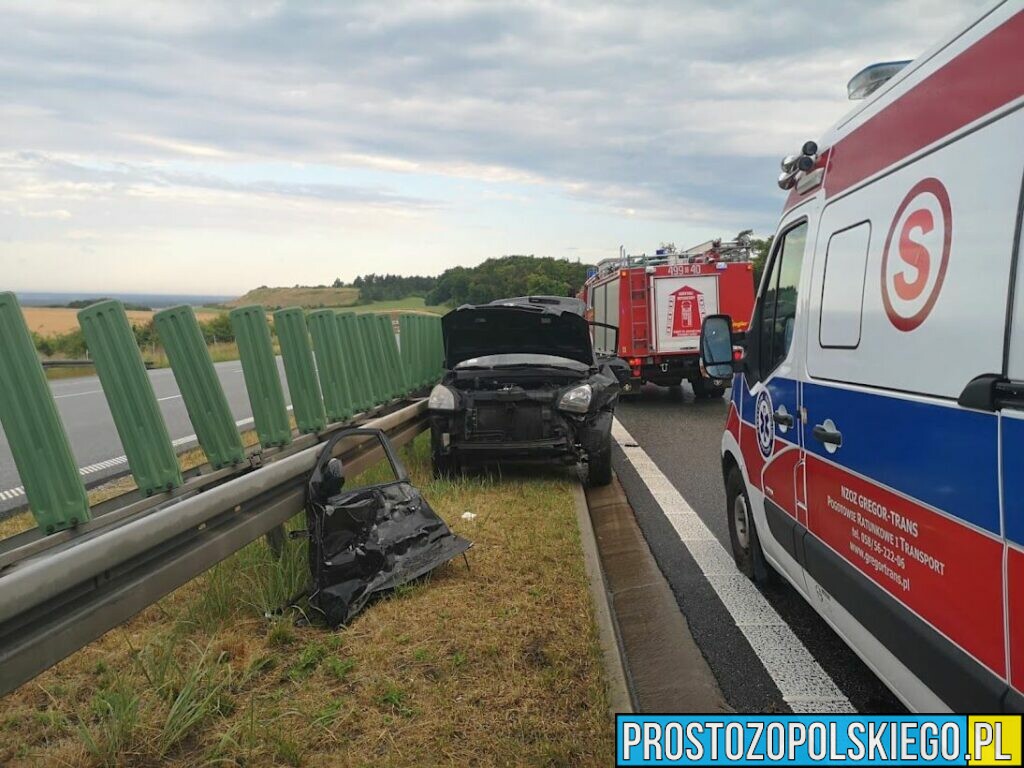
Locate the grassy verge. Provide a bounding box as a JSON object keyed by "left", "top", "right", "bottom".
{"left": 349, "top": 297, "right": 448, "bottom": 315}
{"left": 0, "top": 435, "right": 612, "bottom": 766}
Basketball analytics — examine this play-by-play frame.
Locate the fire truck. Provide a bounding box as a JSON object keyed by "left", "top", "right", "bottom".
{"left": 580, "top": 233, "right": 757, "bottom": 397}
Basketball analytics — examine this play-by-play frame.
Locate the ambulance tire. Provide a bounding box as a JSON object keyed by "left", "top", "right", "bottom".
{"left": 726, "top": 466, "right": 777, "bottom": 585}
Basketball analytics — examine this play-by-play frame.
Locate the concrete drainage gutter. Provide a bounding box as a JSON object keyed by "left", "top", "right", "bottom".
{"left": 576, "top": 476, "right": 731, "bottom": 714}
{"left": 573, "top": 482, "right": 634, "bottom": 714}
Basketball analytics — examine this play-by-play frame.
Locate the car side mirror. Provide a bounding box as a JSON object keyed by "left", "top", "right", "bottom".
{"left": 319, "top": 457, "right": 346, "bottom": 499}
{"left": 699, "top": 314, "right": 735, "bottom": 380}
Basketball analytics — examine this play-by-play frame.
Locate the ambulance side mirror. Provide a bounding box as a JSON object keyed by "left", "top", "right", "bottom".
{"left": 700, "top": 314, "right": 735, "bottom": 379}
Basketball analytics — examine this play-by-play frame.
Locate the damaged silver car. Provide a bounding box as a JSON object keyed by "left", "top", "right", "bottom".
{"left": 428, "top": 301, "right": 620, "bottom": 487}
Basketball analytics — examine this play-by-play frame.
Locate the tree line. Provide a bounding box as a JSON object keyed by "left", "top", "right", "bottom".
{"left": 424, "top": 256, "right": 592, "bottom": 306}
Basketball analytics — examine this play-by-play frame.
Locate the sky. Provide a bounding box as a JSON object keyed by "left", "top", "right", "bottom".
{"left": 1, "top": 0, "right": 986, "bottom": 296}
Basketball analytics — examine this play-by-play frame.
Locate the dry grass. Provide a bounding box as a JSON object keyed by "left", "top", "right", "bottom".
{"left": 22, "top": 308, "right": 221, "bottom": 336}
{"left": 225, "top": 286, "right": 361, "bottom": 309}
{"left": 0, "top": 435, "right": 612, "bottom": 767}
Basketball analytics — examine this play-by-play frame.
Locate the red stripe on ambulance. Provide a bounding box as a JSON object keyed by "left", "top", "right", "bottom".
{"left": 1009, "top": 549, "right": 1024, "bottom": 693}
{"left": 824, "top": 11, "right": 1024, "bottom": 200}
{"left": 806, "top": 455, "right": 1006, "bottom": 676}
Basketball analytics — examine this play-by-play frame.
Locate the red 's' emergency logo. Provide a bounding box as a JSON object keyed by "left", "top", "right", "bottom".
{"left": 881, "top": 178, "right": 952, "bottom": 331}
{"left": 667, "top": 285, "right": 707, "bottom": 338}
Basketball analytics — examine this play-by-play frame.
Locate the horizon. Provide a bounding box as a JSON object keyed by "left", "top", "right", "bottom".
{"left": 3, "top": 1, "right": 984, "bottom": 295}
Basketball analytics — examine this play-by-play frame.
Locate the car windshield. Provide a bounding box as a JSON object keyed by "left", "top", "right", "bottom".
{"left": 455, "top": 353, "right": 590, "bottom": 371}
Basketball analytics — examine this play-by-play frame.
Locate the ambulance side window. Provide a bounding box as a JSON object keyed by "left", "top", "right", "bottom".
{"left": 758, "top": 222, "right": 808, "bottom": 377}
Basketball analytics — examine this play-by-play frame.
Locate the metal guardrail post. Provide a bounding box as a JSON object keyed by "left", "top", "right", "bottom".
{"left": 78, "top": 300, "right": 183, "bottom": 495}
{"left": 153, "top": 306, "right": 245, "bottom": 469}
{"left": 230, "top": 306, "right": 292, "bottom": 448}
{"left": 0, "top": 292, "right": 90, "bottom": 533}
{"left": 337, "top": 313, "right": 372, "bottom": 412}
{"left": 307, "top": 309, "right": 353, "bottom": 422}
{"left": 273, "top": 308, "right": 326, "bottom": 434}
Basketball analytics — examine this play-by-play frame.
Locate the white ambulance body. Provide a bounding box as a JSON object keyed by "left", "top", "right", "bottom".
{"left": 709, "top": 1, "right": 1024, "bottom": 712}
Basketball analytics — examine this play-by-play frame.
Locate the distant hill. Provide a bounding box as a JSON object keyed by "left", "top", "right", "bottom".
{"left": 226, "top": 286, "right": 360, "bottom": 310}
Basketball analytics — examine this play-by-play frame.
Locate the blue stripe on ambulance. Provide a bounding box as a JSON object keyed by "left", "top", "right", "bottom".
{"left": 800, "top": 381, "right": 1000, "bottom": 536}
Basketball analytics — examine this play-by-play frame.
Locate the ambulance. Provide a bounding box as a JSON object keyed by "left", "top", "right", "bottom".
{"left": 699, "top": 1, "right": 1024, "bottom": 712}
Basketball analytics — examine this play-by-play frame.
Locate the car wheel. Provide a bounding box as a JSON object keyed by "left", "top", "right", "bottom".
{"left": 431, "top": 449, "right": 458, "bottom": 479}
{"left": 725, "top": 466, "right": 776, "bottom": 585}
{"left": 587, "top": 443, "right": 613, "bottom": 487}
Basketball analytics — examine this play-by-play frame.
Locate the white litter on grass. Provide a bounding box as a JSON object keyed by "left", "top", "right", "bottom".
{"left": 461, "top": 512, "right": 477, "bottom": 521}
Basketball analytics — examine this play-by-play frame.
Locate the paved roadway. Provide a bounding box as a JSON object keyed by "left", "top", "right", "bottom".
{"left": 0, "top": 359, "right": 291, "bottom": 516}
{"left": 613, "top": 384, "right": 906, "bottom": 714}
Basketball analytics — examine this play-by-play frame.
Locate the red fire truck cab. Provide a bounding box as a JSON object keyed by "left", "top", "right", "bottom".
{"left": 580, "top": 236, "right": 756, "bottom": 397}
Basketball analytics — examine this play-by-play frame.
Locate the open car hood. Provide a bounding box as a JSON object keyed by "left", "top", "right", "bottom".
{"left": 442, "top": 304, "right": 595, "bottom": 368}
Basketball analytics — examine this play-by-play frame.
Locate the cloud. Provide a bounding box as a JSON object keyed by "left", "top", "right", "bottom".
{"left": 0, "top": 0, "right": 986, "bottom": 292}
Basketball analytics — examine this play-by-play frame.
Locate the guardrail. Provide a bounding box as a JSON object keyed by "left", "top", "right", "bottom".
{"left": 0, "top": 292, "right": 444, "bottom": 532}
{"left": 0, "top": 400, "right": 429, "bottom": 696}
{"left": 0, "top": 293, "right": 445, "bottom": 695}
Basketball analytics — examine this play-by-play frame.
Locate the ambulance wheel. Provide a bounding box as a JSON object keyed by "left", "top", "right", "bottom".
{"left": 726, "top": 466, "right": 776, "bottom": 585}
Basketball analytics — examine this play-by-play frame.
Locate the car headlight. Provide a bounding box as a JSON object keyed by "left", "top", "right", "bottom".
{"left": 428, "top": 384, "right": 457, "bottom": 411}
{"left": 558, "top": 384, "right": 593, "bottom": 414}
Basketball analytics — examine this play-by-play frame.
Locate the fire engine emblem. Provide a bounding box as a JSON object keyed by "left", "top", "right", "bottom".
{"left": 881, "top": 177, "right": 952, "bottom": 332}
{"left": 667, "top": 285, "right": 707, "bottom": 338}
{"left": 755, "top": 389, "right": 774, "bottom": 459}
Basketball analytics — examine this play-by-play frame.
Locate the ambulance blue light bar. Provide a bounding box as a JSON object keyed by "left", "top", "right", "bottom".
{"left": 848, "top": 60, "right": 912, "bottom": 100}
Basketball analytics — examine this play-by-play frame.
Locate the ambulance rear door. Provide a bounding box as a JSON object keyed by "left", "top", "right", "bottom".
{"left": 651, "top": 267, "right": 719, "bottom": 353}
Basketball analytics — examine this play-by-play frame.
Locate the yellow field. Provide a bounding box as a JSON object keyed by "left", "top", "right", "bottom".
{"left": 23, "top": 307, "right": 222, "bottom": 336}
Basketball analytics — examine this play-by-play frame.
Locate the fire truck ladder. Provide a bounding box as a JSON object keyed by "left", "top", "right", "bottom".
{"left": 626, "top": 268, "right": 650, "bottom": 355}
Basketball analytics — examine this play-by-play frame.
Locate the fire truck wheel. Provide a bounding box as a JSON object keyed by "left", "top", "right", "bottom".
{"left": 690, "top": 377, "right": 725, "bottom": 399}
{"left": 726, "top": 466, "right": 777, "bottom": 585}
{"left": 587, "top": 444, "right": 613, "bottom": 487}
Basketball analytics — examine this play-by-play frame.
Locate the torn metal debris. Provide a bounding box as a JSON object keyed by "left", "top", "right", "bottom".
{"left": 305, "top": 428, "right": 472, "bottom": 627}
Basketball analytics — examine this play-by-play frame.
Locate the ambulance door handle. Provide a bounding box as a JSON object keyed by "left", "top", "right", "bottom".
{"left": 773, "top": 410, "right": 794, "bottom": 427}
{"left": 812, "top": 423, "right": 842, "bottom": 447}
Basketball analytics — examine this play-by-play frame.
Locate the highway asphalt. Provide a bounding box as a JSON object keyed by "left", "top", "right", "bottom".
{"left": 613, "top": 384, "right": 905, "bottom": 714}
{"left": 0, "top": 359, "right": 291, "bottom": 516}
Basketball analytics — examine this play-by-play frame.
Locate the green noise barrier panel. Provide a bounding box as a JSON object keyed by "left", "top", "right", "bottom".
{"left": 0, "top": 292, "right": 90, "bottom": 533}
{"left": 78, "top": 300, "right": 182, "bottom": 495}
{"left": 337, "top": 313, "right": 373, "bottom": 413}
{"left": 273, "top": 308, "right": 326, "bottom": 434}
{"left": 153, "top": 306, "right": 245, "bottom": 469}
{"left": 308, "top": 309, "right": 353, "bottom": 422}
{"left": 398, "top": 314, "right": 415, "bottom": 392}
{"left": 230, "top": 306, "right": 292, "bottom": 448}
{"left": 416, "top": 315, "right": 431, "bottom": 388}
{"left": 357, "top": 314, "right": 388, "bottom": 406}
{"left": 377, "top": 314, "right": 405, "bottom": 398}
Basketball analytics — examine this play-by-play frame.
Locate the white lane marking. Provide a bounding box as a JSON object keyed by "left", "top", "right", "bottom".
{"left": 0, "top": 407, "right": 293, "bottom": 504}
{"left": 53, "top": 389, "right": 104, "bottom": 400}
{"left": 157, "top": 395, "right": 181, "bottom": 402}
{"left": 611, "top": 417, "right": 854, "bottom": 713}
